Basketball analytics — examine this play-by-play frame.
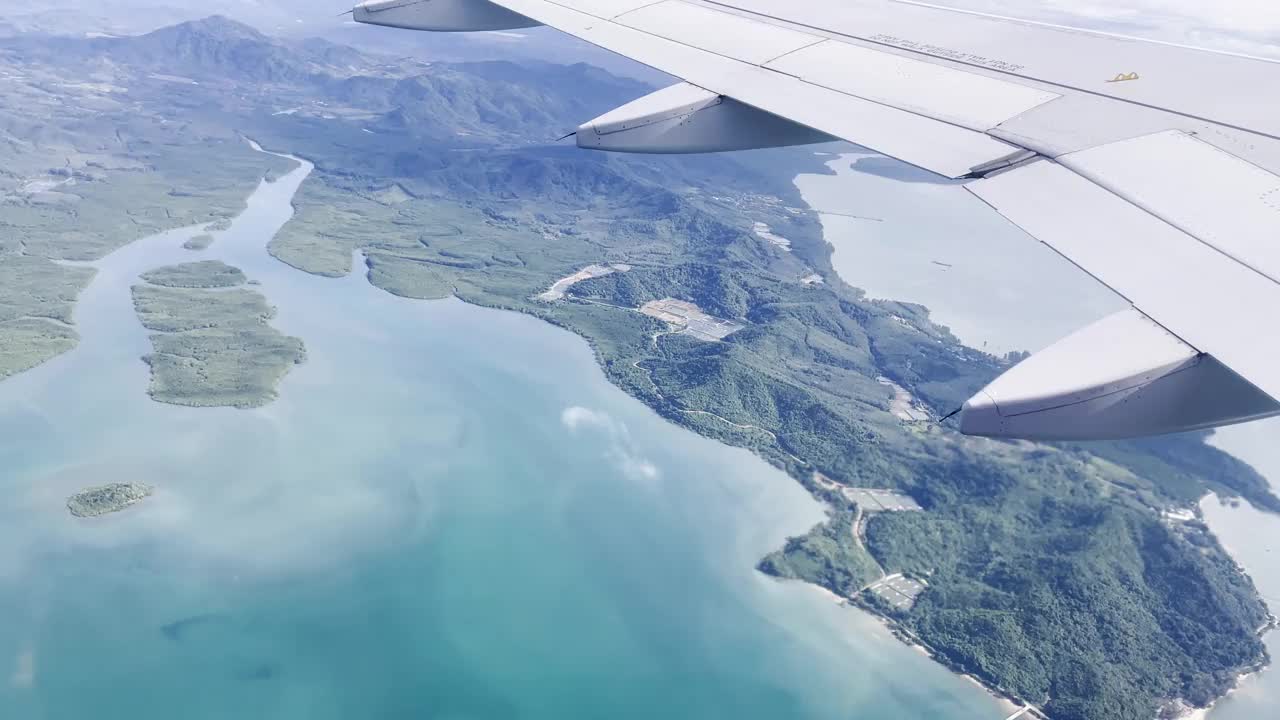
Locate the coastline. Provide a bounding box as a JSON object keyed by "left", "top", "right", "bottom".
{"left": 789, "top": 153, "right": 1278, "bottom": 719}
{"left": 1195, "top": 490, "right": 1280, "bottom": 718}
{"left": 796, "top": 580, "right": 1027, "bottom": 717}
{"left": 1172, "top": 661, "right": 1269, "bottom": 720}
{"left": 866, "top": 602, "right": 1031, "bottom": 719}
{"left": 266, "top": 147, "right": 1277, "bottom": 719}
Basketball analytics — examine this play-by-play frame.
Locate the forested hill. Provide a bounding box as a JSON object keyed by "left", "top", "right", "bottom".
{"left": 1, "top": 17, "right": 1275, "bottom": 719}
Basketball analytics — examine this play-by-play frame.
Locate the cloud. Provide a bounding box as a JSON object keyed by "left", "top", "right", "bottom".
{"left": 560, "top": 406, "right": 661, "bottom": 482}
{"left": 617, "top": 455, "right": 661, "bottom": 482}
{"left": 10, "top": 649, "right": 34, "bottom": 689}
{"left": 934, "top": 0, "right": 1280, "bottom": 58}
{"left": 560, "top": 406, "right": 611, "bottom": 432}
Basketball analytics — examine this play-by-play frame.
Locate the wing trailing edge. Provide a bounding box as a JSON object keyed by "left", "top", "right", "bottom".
{"left": 354, "top": 0, "right": 539, "bottom": 31}
{"left": 959, "top": 309, "right": 1280, "bottom": 440}
{"left": 576, "top": 82, "right": 835, "bottom": 153}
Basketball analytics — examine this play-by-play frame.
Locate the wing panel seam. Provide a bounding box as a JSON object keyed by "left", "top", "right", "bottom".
{"left": 611, "top": 0, "right": 667, "bottom": 19}
{"left": 698, "top": 0, "right": 1280, "bottom": 142}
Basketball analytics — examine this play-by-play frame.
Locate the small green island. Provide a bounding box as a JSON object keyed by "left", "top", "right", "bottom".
{"left": 182, "top": 234, "right": 215, "bottom": 251}
{"left": 140, "top": 259, "right": 246, "bottom": 288}
{"left": 132, "top": 261, "right": 305, "bottom": 408}
{"left": 67, "top": 482, "right": 154, "bottom": 517}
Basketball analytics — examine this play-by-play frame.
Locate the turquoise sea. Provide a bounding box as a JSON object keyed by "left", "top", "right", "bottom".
{"left": 0, "top": 153, "right": 1006, "bottom": 718}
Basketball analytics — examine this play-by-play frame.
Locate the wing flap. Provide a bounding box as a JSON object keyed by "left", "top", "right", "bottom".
{"left": 969, "top": 159, "right": 1280, "bottom": 402}
{"left": 1058, "top": 130, "right": 1280, "bottom": 284}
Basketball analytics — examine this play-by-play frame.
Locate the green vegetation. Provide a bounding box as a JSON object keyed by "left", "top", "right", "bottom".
{"left": 67, "top": 482, "right": 153, "bottom": 517}
{"left": 759, "top": 502, "right": 882, "bottom": 596}
{"left": 864, "top": 456, "right": 1270, "bottom": 719}
{"left": 0, "top": 25, "right": 296, "bottom": 377}
{"left": 0, "top": 255, "right": 95, "bottom": 379}
{"left": 0, "top": 255, "right": 91, "bottom": 323}
{"left": 132, "top": 266, "right": 304, "bottom": 408}
{"left": 140, "top": 260, "right": 246, "bottom": 288}
{"left": 0, "top": 129, "right": 294, "bottom": 261}
{"left": 1078, "top": 433, "right": 1280, "bottom": 513}
{"left": 0, "top": 317, "right": 79, "bottom": 379}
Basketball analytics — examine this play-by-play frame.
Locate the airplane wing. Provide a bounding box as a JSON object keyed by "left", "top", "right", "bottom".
{"left": 353, "top": 0, "right": 1280, "bottom": 441}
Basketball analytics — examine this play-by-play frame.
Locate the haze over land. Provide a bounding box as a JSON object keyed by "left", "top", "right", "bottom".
{"left": 0, "top": 7, "right": 1275, "bottom": 720}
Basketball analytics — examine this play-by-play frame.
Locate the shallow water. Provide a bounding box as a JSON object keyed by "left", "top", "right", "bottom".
{"left": 0, "top": 152, "right": 1006, "bottom": 718}
{"left": 794, "top": 152, "right": 1124, "bottom": 355}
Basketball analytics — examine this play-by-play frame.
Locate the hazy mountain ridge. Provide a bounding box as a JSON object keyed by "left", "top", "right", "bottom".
{"left": 0, "top": 0, "right": 333, "bottom": 39}
{"left": 0, "top": 15, "right": 651, "bottom": 147}
{"left": 0, "top": 0, "right": 665, "bottom": 82}
{"left": 1, "top": 15, "right": 385, "bottom": 84}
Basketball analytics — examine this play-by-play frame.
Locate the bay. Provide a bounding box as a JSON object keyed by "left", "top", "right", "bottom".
{"left": 793, "top": 152, "right": 1124, "bottom": 356}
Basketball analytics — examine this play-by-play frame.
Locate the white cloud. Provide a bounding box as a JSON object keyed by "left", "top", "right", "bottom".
{"left": 9, "top": 649, "right": 34, "bottom": 689}
{"left": 560, "top": 406, "right": 612, "bottom": 432}
{"left": 560, "top": 406, "right": 661, "bottom": 482}
{"left": 934, "top": 0, "right": 1280, "bottom": 58}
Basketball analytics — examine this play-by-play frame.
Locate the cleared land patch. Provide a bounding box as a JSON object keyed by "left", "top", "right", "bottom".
{"left": 753, "top": 221, "right": 791, "bottom": 251}
{"left": 865, "top": 573, "right": 928, "bottom": 611}
{"left": 538, "top": 263, "right": 630, "bottom": 302}
{"left": 875, "top": 376, "right": 932, "bottom": 422}
{"left": 639, "top": 298, "right": 742, "bottom": 342}
{"left": 845, "top": 488, "right": 925, "bottom": 513}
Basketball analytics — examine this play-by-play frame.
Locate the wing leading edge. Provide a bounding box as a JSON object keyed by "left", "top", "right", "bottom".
{"left": 353, "top": 0, "right": 1280, "bottom": 440}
